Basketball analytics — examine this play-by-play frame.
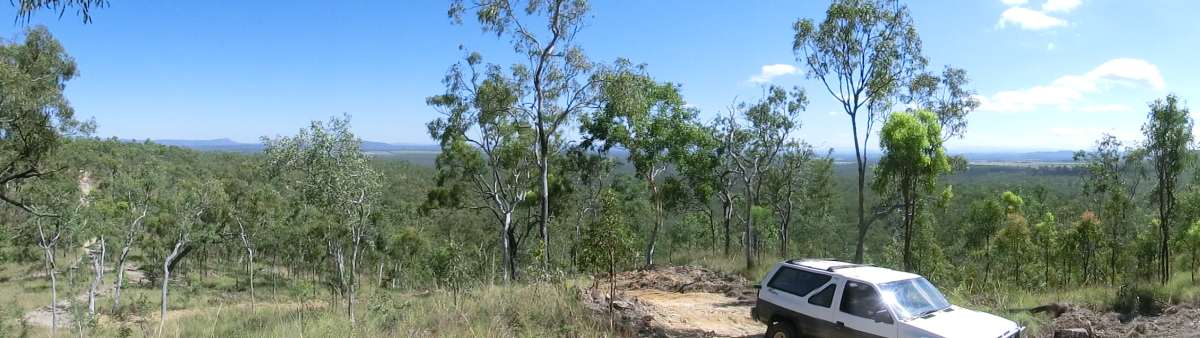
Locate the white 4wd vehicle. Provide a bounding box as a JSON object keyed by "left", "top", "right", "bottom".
{"left": 751, "top": 259, "right": 1023, "bottom": 338}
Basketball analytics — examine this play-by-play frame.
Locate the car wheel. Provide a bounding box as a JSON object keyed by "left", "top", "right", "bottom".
{"left": 765, "top": 321, "right": 798, "bottom": 338}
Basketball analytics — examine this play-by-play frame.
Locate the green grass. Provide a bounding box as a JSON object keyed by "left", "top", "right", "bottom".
{"left": 667, "top": 250, "right": 782, "bottom": 282}
{"left": 1, "top": 261, "right": 616, "bottom": 338}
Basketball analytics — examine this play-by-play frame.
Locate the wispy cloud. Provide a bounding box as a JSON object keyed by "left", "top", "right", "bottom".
{"left": 748, "top": 64, "right": 798, "bottom": 84}
{"left": 976, "top": 58, "right": 1165, "bottom": 113}
{"left": 1041, "top": 0, "right": 1081, "bottom": 13}
{"left": 996, "top": 0, "right": 1082, "bottom": 30}
{"left": 997, "top": 6, "right": 1067, "bottom": 30}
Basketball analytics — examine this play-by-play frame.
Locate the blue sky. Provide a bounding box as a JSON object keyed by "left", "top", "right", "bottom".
{"left": 3, "top": 0, "right": 1197, "bottom": 152}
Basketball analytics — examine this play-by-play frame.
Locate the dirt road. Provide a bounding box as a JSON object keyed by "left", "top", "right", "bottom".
{"left": 580, "top": 266, "right": 764, "bottom": 338}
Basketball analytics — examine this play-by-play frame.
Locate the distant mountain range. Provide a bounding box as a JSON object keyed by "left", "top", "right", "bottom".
{"left": 827, "top": 150, "right": 1076, "bottom": 163}
{"left": 145, "top": 138, "right": 441, "bottom": 153}
{"left": 145, "top": 139, "right": 1079, "bottom": 163}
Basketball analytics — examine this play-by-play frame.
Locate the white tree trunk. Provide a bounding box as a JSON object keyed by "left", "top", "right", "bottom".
{"left": 88, "top": 237, "right": 105, "bottom": 315}
{"left": 113, "top": 209, "right": 145, "bottom": 314}
{"left": 36, "top": 221, "right": 60, "bottom": 337}
{"left": 237, "top": 220, "right": 255, "bottom": 310}
{"left": 42, "top": 246, "right": 58, "bottom": 337}
{"left": 159, "top": 238, "right": 187, "bottom": 335}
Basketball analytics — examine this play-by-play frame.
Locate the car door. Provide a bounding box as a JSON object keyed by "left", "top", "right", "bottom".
{"left": 831, "top": 280, "right": 897, "bottom": 338}
{"left": 799, "top": 276, "right": 842, "bottom": 337}
{"left": 760, "top": 266, "right": 839, "bottom": 335}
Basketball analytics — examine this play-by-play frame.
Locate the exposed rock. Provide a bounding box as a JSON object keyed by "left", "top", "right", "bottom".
{"left": 1053, "top": 328, "right": 1092, "bottom": 338}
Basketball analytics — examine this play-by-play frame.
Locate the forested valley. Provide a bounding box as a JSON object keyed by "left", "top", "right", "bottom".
{"left": 2, "top": 0, "right": 1199, "bottom": 337}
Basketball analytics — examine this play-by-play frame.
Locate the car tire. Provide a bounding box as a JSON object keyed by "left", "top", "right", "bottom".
{"left": 765, "top": 321, "right": 798, "bottom": 338}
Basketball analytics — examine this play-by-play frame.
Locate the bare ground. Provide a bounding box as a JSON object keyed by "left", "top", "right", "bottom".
{"left": 580, "top": 266, "right": 1200, "bottom": 338}
{"left": 1035, "top": 303, "right": 1200, "bottom": 338}
{"left": 22, "top": 263, "right": 147, "bottom": 328}
{"left": 580, "top": 266, "right": 764, "bottom": 338}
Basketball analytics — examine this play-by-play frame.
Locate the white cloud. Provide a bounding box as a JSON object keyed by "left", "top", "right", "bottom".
{"left": 1001, "top": 0, "right": 1029, "bottom": 5}
{"left": 977, "top": 58, "right": 1165, "bottom": 113}
{"left": 749, "top": 64, "right": 798, "bottom": 84}
{"left": 997, "top": 6, "right": 1067, "bottom": 30}
{"left": 1041, "top": 0, "right": 1082, "bottom": 13}
{"left": 1046, "top": 42, "right": 1056, "bottom": 50}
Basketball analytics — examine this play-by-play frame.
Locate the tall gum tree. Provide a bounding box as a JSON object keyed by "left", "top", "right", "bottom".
{"left": 581, "top": 60, "right": 700, "bottom": 266}
{"left": 722, "top": 86, "right": 806, "bottom": 268}
{"left": 263, "top": 116, "right": 382, "bottom": 326}
{"left": 793, "top": 0, "right": 925, "bottom": 263}
{"left": 426, "top": 53, "right": 537, "bottom": 282}
{"left": 1142, "top": 94, "right": 1193, "bottom": 285}
{"left": 449, "top": 0, "right": 597, "bottom": 267}
{"left": 872, "top": 110, "right": 950, "bottom": 272}
{"left": 0, "top": 26, "right": 94, "bottom": 216}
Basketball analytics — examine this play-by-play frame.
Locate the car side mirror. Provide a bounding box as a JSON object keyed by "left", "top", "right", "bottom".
{"left": 752, "top": 284, "right": 761, "bottom": 289}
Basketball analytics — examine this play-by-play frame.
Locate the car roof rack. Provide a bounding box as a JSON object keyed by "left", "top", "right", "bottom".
{"left": 825, "top": 264, "right": 864, "bottom": 272}
{"left": 786, "top": 258, "right": 834, "bottom": 264}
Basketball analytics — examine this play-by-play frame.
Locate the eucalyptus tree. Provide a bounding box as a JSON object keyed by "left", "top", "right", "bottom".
{"left": 576, "top": 189, "right": 635, "bottom": 327}
{"left": 581, "top": 60, "right": 700, "bottom": 266}
{"left": 1074, "top": 134, "right": 1145, "bottom": 284}
{"left": 96, "top": 143, "right": 156, "bottom": 314}
{"left": 713, "top": 124, "right": 739, "bottom": 257}
{"left": 12, "top": 0, "right": 107, "bottom": 23}
{"left": 426, "top": 53, "right": 537, "bottom": 282}
{"left": 150, "top": 176, "right": 222, "bottom": 334}
{"left": 24, "top": 171, "right": 89, "bottom": 337}
{"left": 0, "top": 26, "right": 94, "bottom": 216}
{"left": 264, "top": 116, "right": 382, "bottom": 325}
{"left": 872, "top": 110, "right": 950, "bottom": 271}
{"left": 721, "top": 86, "right": 806, "bottom": 268}
{"left": 674, "top": 128, "right": 722, "bottom": 251}
{"left": 906, "top": 66, "right": 980, "bottom": 140}
{"left": 1185, "top": 220, "right": 1200, "bottom": 282}
{"left": 449, "top": 0, "right": 598, "bottom": 266}
{"left": 762, "top": 142, "right": 816, "bottom": 258}
{"left": 560, "top": 145, "right": 615, "bottom": 268}
{"left": 1031, "top": 212, "right": 1059, "bottom": 286}
{"left": 1073, "top": 210, "right": 1101, "bottom": 284}
{"left": 965, "top": 197, "right": 1004, "bottom": 284}
{"left": 1143, "top": 94, "right": 1193, "bottom": 284}
{"left": 793, "top": 0, "right": 926, "bottom": 263}
{"left": 994, "top": 191, "right": 1030, "bottom": 285}
{"left": 222, "top": 164, "right": 282, "bottom": 309}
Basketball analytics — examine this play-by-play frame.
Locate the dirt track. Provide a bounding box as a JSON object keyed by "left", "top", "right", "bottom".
{"left": 580, "top": 266, "right": 764, "bottom": 338}
{"left": 1035, "top": 304, "right": 1200, "bottom": 338}
{"left": 582, "top": 266, "right": 1200, "bottom": 338}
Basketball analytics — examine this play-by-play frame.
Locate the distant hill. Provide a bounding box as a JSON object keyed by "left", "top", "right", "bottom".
{"left": 142, "top": 139, "right": 1079, "bottom": 165}
{"left": 143, "top": 138, "right": 440, "bottom": 153}
{"left": 831, "top": 150, "right": 1076, "bottom": 164}
{"left": 956, "top": 150, "right": 1076, "bottom": 163}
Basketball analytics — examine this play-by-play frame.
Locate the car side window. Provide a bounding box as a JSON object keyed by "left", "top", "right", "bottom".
{"left": 839, "top": 281, "right": 893, "bottom": 324}
{"left": 767, "top": 267, "right": 832, "bottom": 297}
{"left": 807, "top": 284, "right": 836, "bottom": 308}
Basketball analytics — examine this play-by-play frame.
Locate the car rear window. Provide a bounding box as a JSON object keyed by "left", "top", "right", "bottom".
{"left": 808, "top": 284, "right": 836, "bottom": 308}
{"left": 767, "top": 267, "right": 831, "bottom": 297}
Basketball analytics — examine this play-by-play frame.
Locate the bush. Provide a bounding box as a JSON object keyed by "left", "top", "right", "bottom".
{"left": 1112, "top": 284, "right": 1163, "bottom": 319}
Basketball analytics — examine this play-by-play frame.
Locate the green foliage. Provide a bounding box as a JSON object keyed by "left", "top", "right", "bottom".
{"left": 1143, "top": 94, "right": 1193, "bottom": 284}
{"left": 874, "top": 110, "right": 951, "bottom": 271}
{"left": 874, "top": 110, "right": 951, "bottom": 195}
{"left": 575, "top": 190, "right": 635, "bottom": 274}
{"left": 0, "top": 26, "right": 94, "bottom": 215}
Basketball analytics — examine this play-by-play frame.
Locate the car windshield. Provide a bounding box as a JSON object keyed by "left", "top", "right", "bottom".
{"left": 879, "top": 277, "right": 951, "bottom": 320}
